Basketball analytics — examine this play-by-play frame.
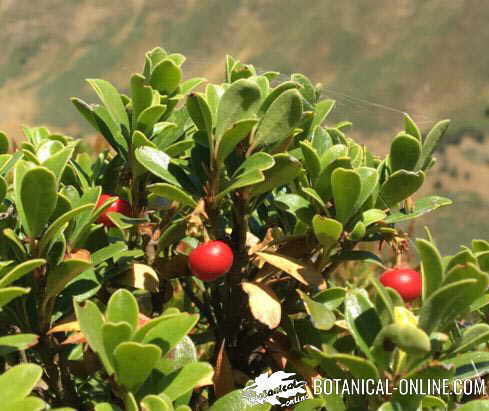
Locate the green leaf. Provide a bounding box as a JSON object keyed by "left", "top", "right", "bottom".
{"left": 477, "top": 251, "right": 489, "bottom": 272}
{"left": 296, "top": 394, "right": 344, "bottom": 411}
{"left": 374, "top": 323, "right": 431, "bottom": 355}
{"left": 416, "top": 119, "right": 450, "bottom": 170}
{"left": 362, "top": 209, "right": 386, "bottom": 226}
{"left": 344, "top": 290, "right": 381, "bottom": 362}
{"left": 37, "top": 140, "right": 63, "bottom": 162}
{"left": 384, "top": 195, "right": 452, "bottom": 223}
{"left": 45, "top": 259, "right": 92, "bottom": 306}
{"left": 161, "top": 362, "right": 214, "bottom": 400}
{"left": 181, "top": 77, "right": 206, "bottom": 95}
{"left": 378, "top": 170, "right": 424, "bottom": 208}
{"left": 0, "top": 334, "right": 38, "bottom": 357}
{"left": 69, "top": 187, "right": 103, "bottom": 248}
{"left": 20, "top": 166, "right": 58, "bottom": 237}
{"left": 250, "top": 154, "right": 302, "bottom": 197}
{"left": 319, "top": 144, "right": 348, "bottom": 168}
{"left": 136, "top": 105, "right": 166, "bottom": 135}
{"left": 102, "top": 322, "right": 133, "bottom": 367}
{"left": 421, "top": 396, "right": 447, "bottom": 410}
{"left": 458, "top": 400, "right": 489, "bottom": 411}
{"left": 3, "top": 228, "right": 28, "bottom": 259}
{"left": 297, "top": 289, "right": 335, "bottom": 330}
{"left": 258, "top": 81, "right": 300, "bottom": 115}
{"left": 404, "top": 113, "right": 422, "bottom": 140}
{"left": 390, "top": 133, "right": 421, "bottom": 172}
{"left": 135, "top": 146, "right": 179, "bottom": 186}
{"left": 0, "top": 364, "right": 42, "bottom": 406}
{"left": 42, "top": 145, "right": 75, "bottom": 184}
{"left": 124, "top": 392, "right": 139, "bottom": 411}
{"left": 75, "top": 300, "right": 113, "bottom": 374}
{"left": 95, "top": 403, "right": 123, "bottom": 411}
{"left": 370, "top": 277, "right": 394, "bottom": 324}
{"left": 0, "top": 131, "right": 9, "bottom": 154}
{"left": 149, "top": 183, "right": 197, "bottom": 208}
{"left": 164, "top": 139, "right": 194, "bottom": 157}
{"left": 473, "top": 239, "right": 489, "bottom": 253}
{"left": 131, "top": 73, "right": 153, "bottom": 125}
{"left": 215, "top": 79, "right": 261, "bottom": 137}
{"left": 0, "top": 259, "right": 45, "bottom": 288}
{"left": 446, "top": 249, "right": 477, "bottom": 272}
{"left": 0, "top": 287, "right": 30, "bottom": 308}
{"left": 187, "top": 93, "right": 213, "bottom": 135}
{"left": 312, "top": 215, "right": 342, "bottom": 250}
{"left": 333, "top": 250, "right": 384, "bottom": 266}
{"left": 156, "top": 218, "right": 187, "bottom": 252}
{"left": 142, "top": 313, "right": 199, "bottom": 356}
{"left": 87, "top": 79, "right": 129, "bottom": 132}
{"left": 209, "top": 389, "right": 271, "bottom": 411}
{"left": 39, "top": 204, "right": 93, "bottom": 256}
{"left": 392, "top": 364, "right": 453, "bottom": 409}
{"left": 92, "top": 105, "right": 128, "bottom": 155}
{"left": 311, "top": 99, "right": 335, "bottom": 130}
{"left": 217, "top": 170, "right": 264, "bottom": 201}
{"left": 158, "top": 335, "right": 198, "bottom": 374}
{"left": 114, "top": 342, "right": 161, "bottom": 392}
{"left": 205, "top": 84, "right": 223, "bottom": 123}
{"left": 353, "top": 167, "right": 379, "bottom": 214}
{"left": 331, "top": 353, "right": 379, "bottom": 380}
{"left": 291, "top": 73, "right": 315, "bottom": 104}
{"left": 419, "top": 264, "right": 489, "bottom": 333}
{"left": 217, "top": 119, "right": 257, "bottom": 162}
{"left": 274, "top": 193, "right": 312, "bottom": 223}
{"left": 0, "top": 151, "right": 22, "bottom": 177}
{"left": 331, "top": 168, "right": 361, "bottom": 224}
{"left": 150, "top": 59, "right": 181, "bottom": 95}
{"left": 316, "top": 151, "right": 351, "bottom": 200}
{"left": 416, "top": 238, "right": 444, "bottom": 301}
{"left": 442, "top": 351, "right": 489, "bottom": 380}
{"left": 470, "top": 294, "right": 489, "bottom": 312}
{"left": 0, "top": 175, "right": 6, "bottom": 204}
{"left": 300, "top": 141, "right": 321, "bottom": 181}
{"left": 233, "top": 152, "right": 275, "bottom": 177}
{"left": 141, "top": 395, "right": 172, "bottom": 411}
{"left": 314, "top": 288, "right": 346, "bottom": 310}
{"left": 132, "top": 313, "right": 178, "bottom": 343}
{"left": 253, "top": 89, "right": 303, "bottom": 146}
{"left": 451, "top": 324, "right": 489, "bottom": 354}
{"left": 106, "top": 289, "right": 139, "bottom": 332}
{"left": 301, "top": 187, "right": 327, "bottom": 211}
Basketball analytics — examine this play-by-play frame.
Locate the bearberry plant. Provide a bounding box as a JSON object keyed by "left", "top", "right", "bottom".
{"left": 0, "top": 47, "right": 487, "bottom": 410}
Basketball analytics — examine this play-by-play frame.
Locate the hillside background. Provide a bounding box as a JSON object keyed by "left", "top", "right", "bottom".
{"left": 1, "top": 0, "right": 488, "bottom": 253}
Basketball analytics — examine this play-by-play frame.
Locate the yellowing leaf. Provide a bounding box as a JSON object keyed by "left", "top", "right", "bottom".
{"left": 334, "top": 320, "right": 349, "bottom": 330}
{"left": 394, "top": 306, "right": 418, "bottom": 326}
{"left": 242, "top": 282, "right": 281, "bottom": 329}
{"left": 116, "top": 263, "right": 160, "bottom": 293}
{"left": 61, "top": 332, "right": 87, "bottom": 345}
{"left": 213, "top": 340, "right": 235, "bottom": 398}
{"left": 68, "top": 248, "right": 92, "bottom": 263}
{"left": 255, "top": 251, "right": 325, "bottom": 287}
{"left": 47, "top": 321, "right": 81, "bottom": 334}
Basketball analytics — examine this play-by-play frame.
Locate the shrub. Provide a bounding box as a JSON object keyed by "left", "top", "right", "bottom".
{"left": 0, "top": 47, "right": 487, "bottom": 409}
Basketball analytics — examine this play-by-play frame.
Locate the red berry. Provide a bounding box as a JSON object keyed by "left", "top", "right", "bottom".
{"left": 96, "top": 194, "right": 131, "bottom": 227}
{"left": 380, "top": 267, "right": 422, "bottom": 301}
{"left": 188, "top": 241, "right": 234, "bottom": 281}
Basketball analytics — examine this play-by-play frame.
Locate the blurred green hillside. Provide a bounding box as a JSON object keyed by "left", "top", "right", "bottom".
{"left": 1, "top": 0, "right": 488, "bottom": 252}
